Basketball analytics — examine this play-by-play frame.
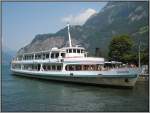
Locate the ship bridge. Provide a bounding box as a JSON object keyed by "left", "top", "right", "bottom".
{"left": 61, "top": 46, "right": 87, "bottom": 58}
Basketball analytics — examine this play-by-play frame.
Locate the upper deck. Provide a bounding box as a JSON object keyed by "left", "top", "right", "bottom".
{"left": 12, "top": 46, "right": 104, "bottom": 64}
{"left": 12, "top": 24, "right": 104, "bottom": 64}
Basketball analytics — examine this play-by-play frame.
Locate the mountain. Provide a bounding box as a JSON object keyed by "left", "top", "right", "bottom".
{"left": 17, "top": 1, "right": 149, "bottom": 58}
{"left": 2, "top": 48, "right": 16, "bottom": 66}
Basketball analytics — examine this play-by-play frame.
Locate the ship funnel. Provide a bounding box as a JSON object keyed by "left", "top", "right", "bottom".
{"left": 67, "top": 23, "right": 72, "bottom": 47}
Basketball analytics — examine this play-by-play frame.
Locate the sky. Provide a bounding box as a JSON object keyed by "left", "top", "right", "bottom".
{"left": 2, "top": 2, "right": 107, "bottom": 52}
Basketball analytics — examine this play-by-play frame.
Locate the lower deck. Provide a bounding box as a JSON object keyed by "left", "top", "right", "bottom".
{"left": 11, "top": 60, "right": 130, "bottom": 73}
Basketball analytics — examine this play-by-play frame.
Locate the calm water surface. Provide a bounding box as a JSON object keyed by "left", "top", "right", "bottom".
{"left": 2, "top": 65, "right": 149, "bottom": 112}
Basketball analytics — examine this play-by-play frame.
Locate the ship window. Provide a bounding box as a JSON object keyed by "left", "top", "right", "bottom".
{"left": 14, "top": 64, "right": 21, "bottom": 69}
{"left": 51, "top": 53, "right": 54, "bottom": 58}
{"left": 61, "top": 53, "right": 65, "bottom": 58}
{"left": 52, "top": 65, "right": 56, "bottom": 70}
{"left": 69, "top": 65, "right": 74, "bottom": 71}
{"left": 65, "top": 64, "right": 103, "bottom": 71}
{"left": 43, "top": 65, "right": 46, "bottom": 70}
{"left": 69, "top": 49, "right": 72, "bottom": 53}
{"left": 31, "top": 55, "right": 34, "bottom": 59}
{"left": 81, "top": 49, "right": 84, "bottom": 53}
{"left": 57, "top": 65, "right": 61, "bottom": 70}
{"left": 38, "top": 55, "right": 41, "bottom": 59}
{"left": 56, "top": 53, "right": 59, "bottom": 58}
{"left": 66, "top": 49, "right": 69, "bottom": 53}
{"left": 38, "top": 64, "right": 40, "bottom": 71}
{"left": 76, "top": 65, "right": 81, "bottom": 70}
{"left": 35, "top": 55, "right": 38, "bottom": 59}
{"left": 65, "top": 65, "right": 68, "bottom": 71}
{"left": 73, "top": 49, "right": 76, "bottom": 53}
{"left": 46, "top": 54, "right": 49, "bottom": 59}
{"left": 47, "top": 65, "right": 51, "bottom": 70}
{"left": 18, "top": 56, "right": 22, "bottom": 60}
{"left": 77, "top": 49, "right": 80, "bottom": 53}
{"left": 42, "top": 54, "right": 45, "bottom": 59}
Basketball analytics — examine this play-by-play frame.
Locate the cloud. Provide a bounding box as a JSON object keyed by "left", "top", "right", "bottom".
{"left": 62, "top": 8, "right": 97, "bottom": 25}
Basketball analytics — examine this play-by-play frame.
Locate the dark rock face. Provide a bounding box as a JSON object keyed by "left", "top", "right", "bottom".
{"left": 17, "top": 1, "right": 148, "bottom": 57}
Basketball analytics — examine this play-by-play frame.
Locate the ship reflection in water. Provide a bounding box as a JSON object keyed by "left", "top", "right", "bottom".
{"left": 2, "top": 65, "right": 149, "bottom": 112}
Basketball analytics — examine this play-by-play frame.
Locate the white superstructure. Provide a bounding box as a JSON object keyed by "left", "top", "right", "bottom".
{"left": 11, "top": 24, "right": 140, "bottom": 87}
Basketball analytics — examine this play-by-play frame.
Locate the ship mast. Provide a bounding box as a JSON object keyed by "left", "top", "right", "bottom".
{"left": 67, "top": 24, "right": 72, "bottom": 47}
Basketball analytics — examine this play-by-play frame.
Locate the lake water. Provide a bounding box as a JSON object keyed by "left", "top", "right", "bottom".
{"left": 2, "top": 65, "right": 149, "bottom": 112}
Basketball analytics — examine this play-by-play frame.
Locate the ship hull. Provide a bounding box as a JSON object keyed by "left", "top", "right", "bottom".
{"left": 11, "top": 69, "right": 139, "bottom": 88}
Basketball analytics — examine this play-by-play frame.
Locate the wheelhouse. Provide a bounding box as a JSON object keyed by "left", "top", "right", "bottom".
{"left": 62, "top": 46, "right": 87, "bottom": 58}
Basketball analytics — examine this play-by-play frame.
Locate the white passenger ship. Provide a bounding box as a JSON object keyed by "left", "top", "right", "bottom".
{"left": 11, "top": 24, "right": 140, "bottom": 87}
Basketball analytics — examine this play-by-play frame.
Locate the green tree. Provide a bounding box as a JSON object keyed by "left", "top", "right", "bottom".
{"left": 108, "top": 35, "right": 133, "bottom": 62}
{"left": 141, "top": 47, "right": 149, "bottom": 65}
